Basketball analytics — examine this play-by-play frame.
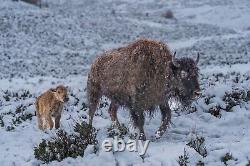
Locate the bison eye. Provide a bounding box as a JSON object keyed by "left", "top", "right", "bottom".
{"left": 181, "top": 71, "right": 188, "bottom": 78}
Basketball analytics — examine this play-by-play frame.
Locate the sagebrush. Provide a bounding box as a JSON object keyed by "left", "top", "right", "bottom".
{"left": 34, "top": 121, "right": 98, "bottom": 163}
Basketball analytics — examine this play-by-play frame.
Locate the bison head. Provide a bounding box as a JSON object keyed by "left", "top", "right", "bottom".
{"left": 169, "top": 52, "right": 201, "bottom": 106}
{"left": 52, "top": 85, "right": 69, "bottom": 103}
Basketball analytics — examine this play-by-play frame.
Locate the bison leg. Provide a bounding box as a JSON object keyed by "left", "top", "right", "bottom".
{"left": 130, "top": 109, "right": 146, "bottom": 141}
{"left": 155, "top": 104, "right": 171, "bottom": 138}
{"left": 108, "top": 102, "right": 120, "bottom": 127}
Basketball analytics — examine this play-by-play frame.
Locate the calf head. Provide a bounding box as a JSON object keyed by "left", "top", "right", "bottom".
{"left": 52, "top": 85, "right": 69, "bottom": 103}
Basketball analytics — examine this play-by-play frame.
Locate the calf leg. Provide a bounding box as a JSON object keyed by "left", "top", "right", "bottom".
{"left": 35, "top": 102, "right": 44, "bottom": 130}
{"left": 36, "top": 111, "right": 43, "bottom": 130}
{"left": 37, "top": 116, "right": 43, "bottom": 130}
{"left": 45, "top": 114, "right": 54, "bottom": 129}
{"left": 155, "top": 104, "right": 171, "bottom": 138}
{"left": 55, "top": 114, "right": 61, "bottom": 129}
{"left": 108, "top": 101, "right": 120, "bottom": 127}
{"left": 130, "top": 108, "right": 146, "bottom": 140}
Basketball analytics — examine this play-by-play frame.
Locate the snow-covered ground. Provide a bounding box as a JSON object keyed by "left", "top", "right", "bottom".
{"left": 0, "top": 0, "right": 250, "bottom": 165}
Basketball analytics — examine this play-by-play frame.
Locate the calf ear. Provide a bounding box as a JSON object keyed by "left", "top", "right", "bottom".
{"left": 50, "top": 88, "right": 57, "bottom": 92}
{"left": 65, "top": 86, "right": 70, "bottom": 92}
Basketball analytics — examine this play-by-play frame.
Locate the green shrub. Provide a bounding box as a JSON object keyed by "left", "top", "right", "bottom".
{"left": 3, "top": 90, "right": 32, "bottom": 102}
{"left": 177, "top": 149, "right": 189, "bottom": 166}
{"left": 203, "top": 88, "right": 250, "bottom": 117}
{"left": 107, "top": 123, "right": 128, "bottom": 139}
{"left": 187, "top": 136, "right": 207, "bottom": 158}
{"left": 208, "top": 105, "right": 221, "bottom": 118}
{"left": 0, "top": 115, "right": 4, "bottom": 127}
{"left": 162, "top": 10, "right": 174, "bottom": 19}
{"left": 221, "top": 153, "right": 236, "bottom": 166}
{"left": 196, "top": 160, "right": 205, "bottom": 166}
{"left": 34, "top": 121, "right": 98, "bottom": 163}
{"left": 0, "top": 105, "right": 34, "bottom": 131}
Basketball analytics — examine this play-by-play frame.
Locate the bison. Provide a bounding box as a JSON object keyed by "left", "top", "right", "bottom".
{"left": 35, "top": 85, "right": 69, "bottom": 130}
{"left": 87, "top": 38, "right": 200, "bottom": 140}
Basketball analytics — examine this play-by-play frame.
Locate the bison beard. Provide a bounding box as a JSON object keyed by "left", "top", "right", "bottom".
{"left": 87, "top": 38, "right": 200, "bottom": 140}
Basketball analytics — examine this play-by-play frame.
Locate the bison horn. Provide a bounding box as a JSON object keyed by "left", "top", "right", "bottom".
{"left": 172, "top": 51, "right": 180, "bottom": 67}
{"left": 195, "top": 53, "right": 200, "bottom": 64}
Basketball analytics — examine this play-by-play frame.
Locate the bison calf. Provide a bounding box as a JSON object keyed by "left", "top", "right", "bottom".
{"left": 35, "top": 85, "right": 69, "bottom": 130}
{"left": 87, "top": 38, "right": 201, "bottom": 140}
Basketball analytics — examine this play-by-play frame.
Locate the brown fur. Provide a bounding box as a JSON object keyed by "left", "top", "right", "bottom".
{"left": 88, "top": 38, "right": 172, "bottom": 107}
{"left": 87, "top": 38, "right": 200, "bottom": 139}
{"left": 35, "top": 85, "right": 69, "bottom": 130}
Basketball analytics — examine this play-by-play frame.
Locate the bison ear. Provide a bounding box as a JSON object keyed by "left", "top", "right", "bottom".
{"left": 168, "top": 61, "right": 178, "bottom": 73}
{"left": 172, "top": 51, "right": 180, "bottom": 68}
{"left": 195, "top": 53, "right": 200, "bottom": 65}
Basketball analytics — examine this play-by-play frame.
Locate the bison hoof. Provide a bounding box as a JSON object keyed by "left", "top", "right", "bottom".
{"left": 155, "top": 130, "right": 164, "bottom": 139}
{"left": 111, "top": 121, "right": 120, "bottom": 128}
{"left": 138, "top": 133, "right": 146, "bottom": 141}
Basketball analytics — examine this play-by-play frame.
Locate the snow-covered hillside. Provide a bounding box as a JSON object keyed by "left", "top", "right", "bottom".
{"left": 0, "top": 0, "right": 250, "bottom": 165}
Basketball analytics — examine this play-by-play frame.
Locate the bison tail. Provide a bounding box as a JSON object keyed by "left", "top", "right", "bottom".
{"left": 86, "top": 75, "right": 101, "bottom": 126}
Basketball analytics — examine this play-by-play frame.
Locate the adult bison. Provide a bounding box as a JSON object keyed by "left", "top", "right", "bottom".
{"left": 87, "top": 38, "right": 201, "bottom": 140}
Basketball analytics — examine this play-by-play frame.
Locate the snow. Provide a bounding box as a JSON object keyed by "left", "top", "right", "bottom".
{"left": 176, "top": 1, "right": 250, "bottom": 32}
{"left": 0, "top": 0, "right": 250, "bottom": 165}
